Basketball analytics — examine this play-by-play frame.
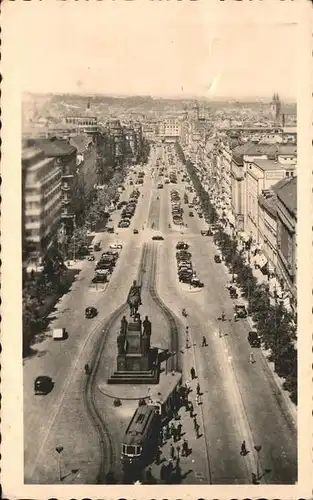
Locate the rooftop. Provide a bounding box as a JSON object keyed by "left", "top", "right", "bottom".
{"left": 258, "top": 177, "right": 292, "bottom": 218}
{"left": 253, "top": 159, "right": 287, "bottom": 171}
{"left": 276, "top": 176, "right": 297, "bottom": 218}
{"left": 32, "top": 137, "right": 77, "bottom": 157}
{"left": 69, "top": 134, "right": 93, "bottom": 154}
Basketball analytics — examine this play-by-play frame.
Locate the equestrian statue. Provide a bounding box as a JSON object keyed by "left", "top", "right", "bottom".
{"left": 127, "top": 280, "right": 142, "bottom": 317}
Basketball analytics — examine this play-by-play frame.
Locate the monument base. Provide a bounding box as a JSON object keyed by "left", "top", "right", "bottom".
{"left": 108, "top": 349, "right": 159, "bottom": 384}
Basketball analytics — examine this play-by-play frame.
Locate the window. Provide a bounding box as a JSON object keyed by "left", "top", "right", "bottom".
{"left": 126, "top": 445, "right": 136, "bottom": 455}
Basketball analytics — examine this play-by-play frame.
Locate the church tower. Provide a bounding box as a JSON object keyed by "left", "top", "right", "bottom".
{"left": 270, "top": 93, "right": 281, "bottom": 124}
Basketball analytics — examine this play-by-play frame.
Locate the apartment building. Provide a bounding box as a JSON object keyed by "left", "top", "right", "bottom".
{"left": 276, "top": 177, "right": 297, "bottom": 309}
{"left": 22, "top": 144, "right": 62, "bottom": 258}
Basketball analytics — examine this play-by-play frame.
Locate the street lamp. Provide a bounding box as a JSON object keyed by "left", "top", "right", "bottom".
{"left": 254, "top": 445, "right": 262, "bottom": 480}
{"left": 55, "top": 445, "right": 64, "bottom": 482}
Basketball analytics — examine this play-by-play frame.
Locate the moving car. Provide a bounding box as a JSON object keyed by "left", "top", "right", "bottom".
{"left": 201, "top": 229, "right": 213, "bottom": 236}
{"left": 133, "top": 229, "right": 139, "bottom": 234}
{"left": 214, "top": 254, "right": 222, "bottom": 263}
{"left": 152, "top": 235, "right": 164, "bottom": 241}
{"left": 88, "top": 255, "right": 95, "bottom": 261}
{"left": 110, "top": 243, "right": 123, "bottom": 249}
{"left": 234, "top": 304, "right": 248, "bottom": 319}
{"left": 248, "top": 330, "right": 261, "bottom": 348}
{"left": 190, "top": 277, "right": 204, "bottom": 288}
{"left": 34, "top": 375, "right": 54, "bottom": 395}
{"left": 189, "top": 211, "right": 194, "bottom": 217}
{"left": 157, "top": 183, "right": 163, "bottom": 189}
{"left": 85, "top": 306, "right": 98, "bottom": 319}
{"left": 176, "top": 241, "right": 189, "bottom": 250}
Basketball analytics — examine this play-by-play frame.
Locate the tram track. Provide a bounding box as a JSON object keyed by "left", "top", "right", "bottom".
{"left": 83, "top": 243, "right": 149, "bottom": 483}
{"left": 145, "top": 242, "right": 181, "bottom": 372}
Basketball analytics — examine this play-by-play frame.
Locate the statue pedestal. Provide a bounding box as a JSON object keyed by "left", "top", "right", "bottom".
{"left": 109, "top": 316, "right": 159, "bottom": 384}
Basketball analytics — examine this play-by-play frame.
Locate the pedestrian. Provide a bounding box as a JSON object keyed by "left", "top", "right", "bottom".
{"left": 221, "top": 310, "right": 226, "bottom": 321}
{"left": 165, "top": 423, "right": 170, "bottom": 440}
{"left": 189, "top": 401, "right": 194, "bottom": 418}
{"left": 172, "top": 426, "right": 178, "bottom": 443}
{"left": 159, "top": 427, "right": 164, "bottom": 445}
{"left": 155, "top": 446, "right": 161, "bottom": 465}
{"left": 193, "top": 416, "right": 198, "bottom": 430}
{"left": 177, "top": 423, "right": 182, "bottom": 439}
{"left": 176, "top": 445, "right": 181, "bottom": 458}
{"left": 190, "top": 366, "right": 196, "bottom": 380}
{"left": 170, "top": 422, "right": 176, "bottom": 438}
{"left": 249, "top": 352, "right": 255, "bottom": 364}
{"left": 195, "top": 423, "right": 200, "bottom": 439}
{"left": 160, "top": 463, "right": 166, "bottom": 481}
{"left": 201, "top": 335, "right": 207, "bottom": 346}
{"left": 185, "top": 380, "right": 190, "bottom": 393}
{"left": 196, "top": 393, "right": 201, "bottom": 405}
{"left": 146, "top": 467, "right": 153, "bottom": 483}
{"left": 196, "top": 382, "right": 201, "bottom": 396}
{"left": 182, "top": 438, "right": 188, "bottom": 457}
{"left": 170, "top": 443, "right": 175, "bottom": 460}
{"left": 234, "top": 312, "right": 238, "bottom": 322}
{"left": 240, "top": 440, "right": 247, "bottom": 456}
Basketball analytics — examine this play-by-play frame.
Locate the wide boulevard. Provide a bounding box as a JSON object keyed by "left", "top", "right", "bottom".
{"left": 24, "top": 143, "right": 297, "bottom": 485}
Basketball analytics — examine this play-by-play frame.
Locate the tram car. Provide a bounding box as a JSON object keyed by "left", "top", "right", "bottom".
{"left": 121, "top": 405, "right": 161, "bottom": 470}
{"left": 121, "top": 372, "right": 182, "bottom": 469}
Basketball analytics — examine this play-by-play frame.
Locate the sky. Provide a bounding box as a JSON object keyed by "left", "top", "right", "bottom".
{"left": 5, "top": 1, "right": 298, "bottom": 100}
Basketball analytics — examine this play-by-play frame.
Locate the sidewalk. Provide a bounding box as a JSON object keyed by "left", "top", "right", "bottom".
{"left": 221, "top": 249, "right": 297, "bottom": 424}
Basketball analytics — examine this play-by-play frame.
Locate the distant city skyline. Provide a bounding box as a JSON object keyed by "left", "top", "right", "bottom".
{"left": 9, "top": 2, "right": 297, "bottom": 100}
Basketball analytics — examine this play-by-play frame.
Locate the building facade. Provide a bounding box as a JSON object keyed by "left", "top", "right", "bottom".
{"left": 31, "top": 137, "right": 77, "bottom": 223}
{"left": 22, "top": 143, "right": 62, "bottom": 258}
{"left": 245, "top": 158, "right": 295, "bottom": 242}
{"left": 276, "top": 177, "right": 297, "bottom": 306}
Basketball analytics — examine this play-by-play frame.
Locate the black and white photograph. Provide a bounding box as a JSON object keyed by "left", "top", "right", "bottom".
{"left": 2, "top": 0, "right": 312, "bottom": 497}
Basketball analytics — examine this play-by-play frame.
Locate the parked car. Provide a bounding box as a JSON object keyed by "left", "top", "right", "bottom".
{"left": 118, "top": 220, "right": 130, "bottom": 228}
{"left": 34, "top": 375, "right": 54, "bottom": 395}
{"left": 85, "top": 306, "right": 98, "bottom": 319}
{"left": 109, "top": 243, "right": 123, "bottom": 249}
{"left": 152, "top": 235, "right": 164, "bottom": 241}
{"left": 201, "top": 229, "right": 213, "bottom": 236}
{"left": 88, "top": 255, "right": 95, "bottom": 261}
{"left": 92, "top": 274, "right": 108, "bottom": 283}
{"left": 248, "top": 330, "right": 261, "bottom": 347}
{"left": 106, "top": 226, "right": 114, "bottom": 233}
{"left": 234, "top": 304, "right": 248, "bottom": 318}
{"left": 214, "top": 254, "right": 222, "bottom": 263}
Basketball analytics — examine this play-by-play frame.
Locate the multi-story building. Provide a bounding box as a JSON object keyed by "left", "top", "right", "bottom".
{"left": 157, "top": 117, "right": 181, "bottom": 142}
{"left": 142, "top": 121, "right": 158, "bottom": 142}
{"left": 245, "top": 158, "right": 296, "bottom": 243}
{"left": 69, "top": 133, "right": 98, "bottom": 199}
{"left": 64, "top": 115, "right": 99, "bottom": 142}
{"left": 31, "top": 137, "right": 77, "bottom": 224}
{"left": 257, "top": 178, "right": 291, "bottom": 271}
{"left": 276, "top": 177, "right": 297, "bottom": 309}
{"left": 230, "top": 142, "right": 297, "bottom": 233}
{"left": 22, "top": 143, "right": 62, "bottom": 259}
{"left": 123, "top": 126, "right": 137, "bottom": 165}
{"left": 107, "top": 119, "right": 125, "bottom": 167}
